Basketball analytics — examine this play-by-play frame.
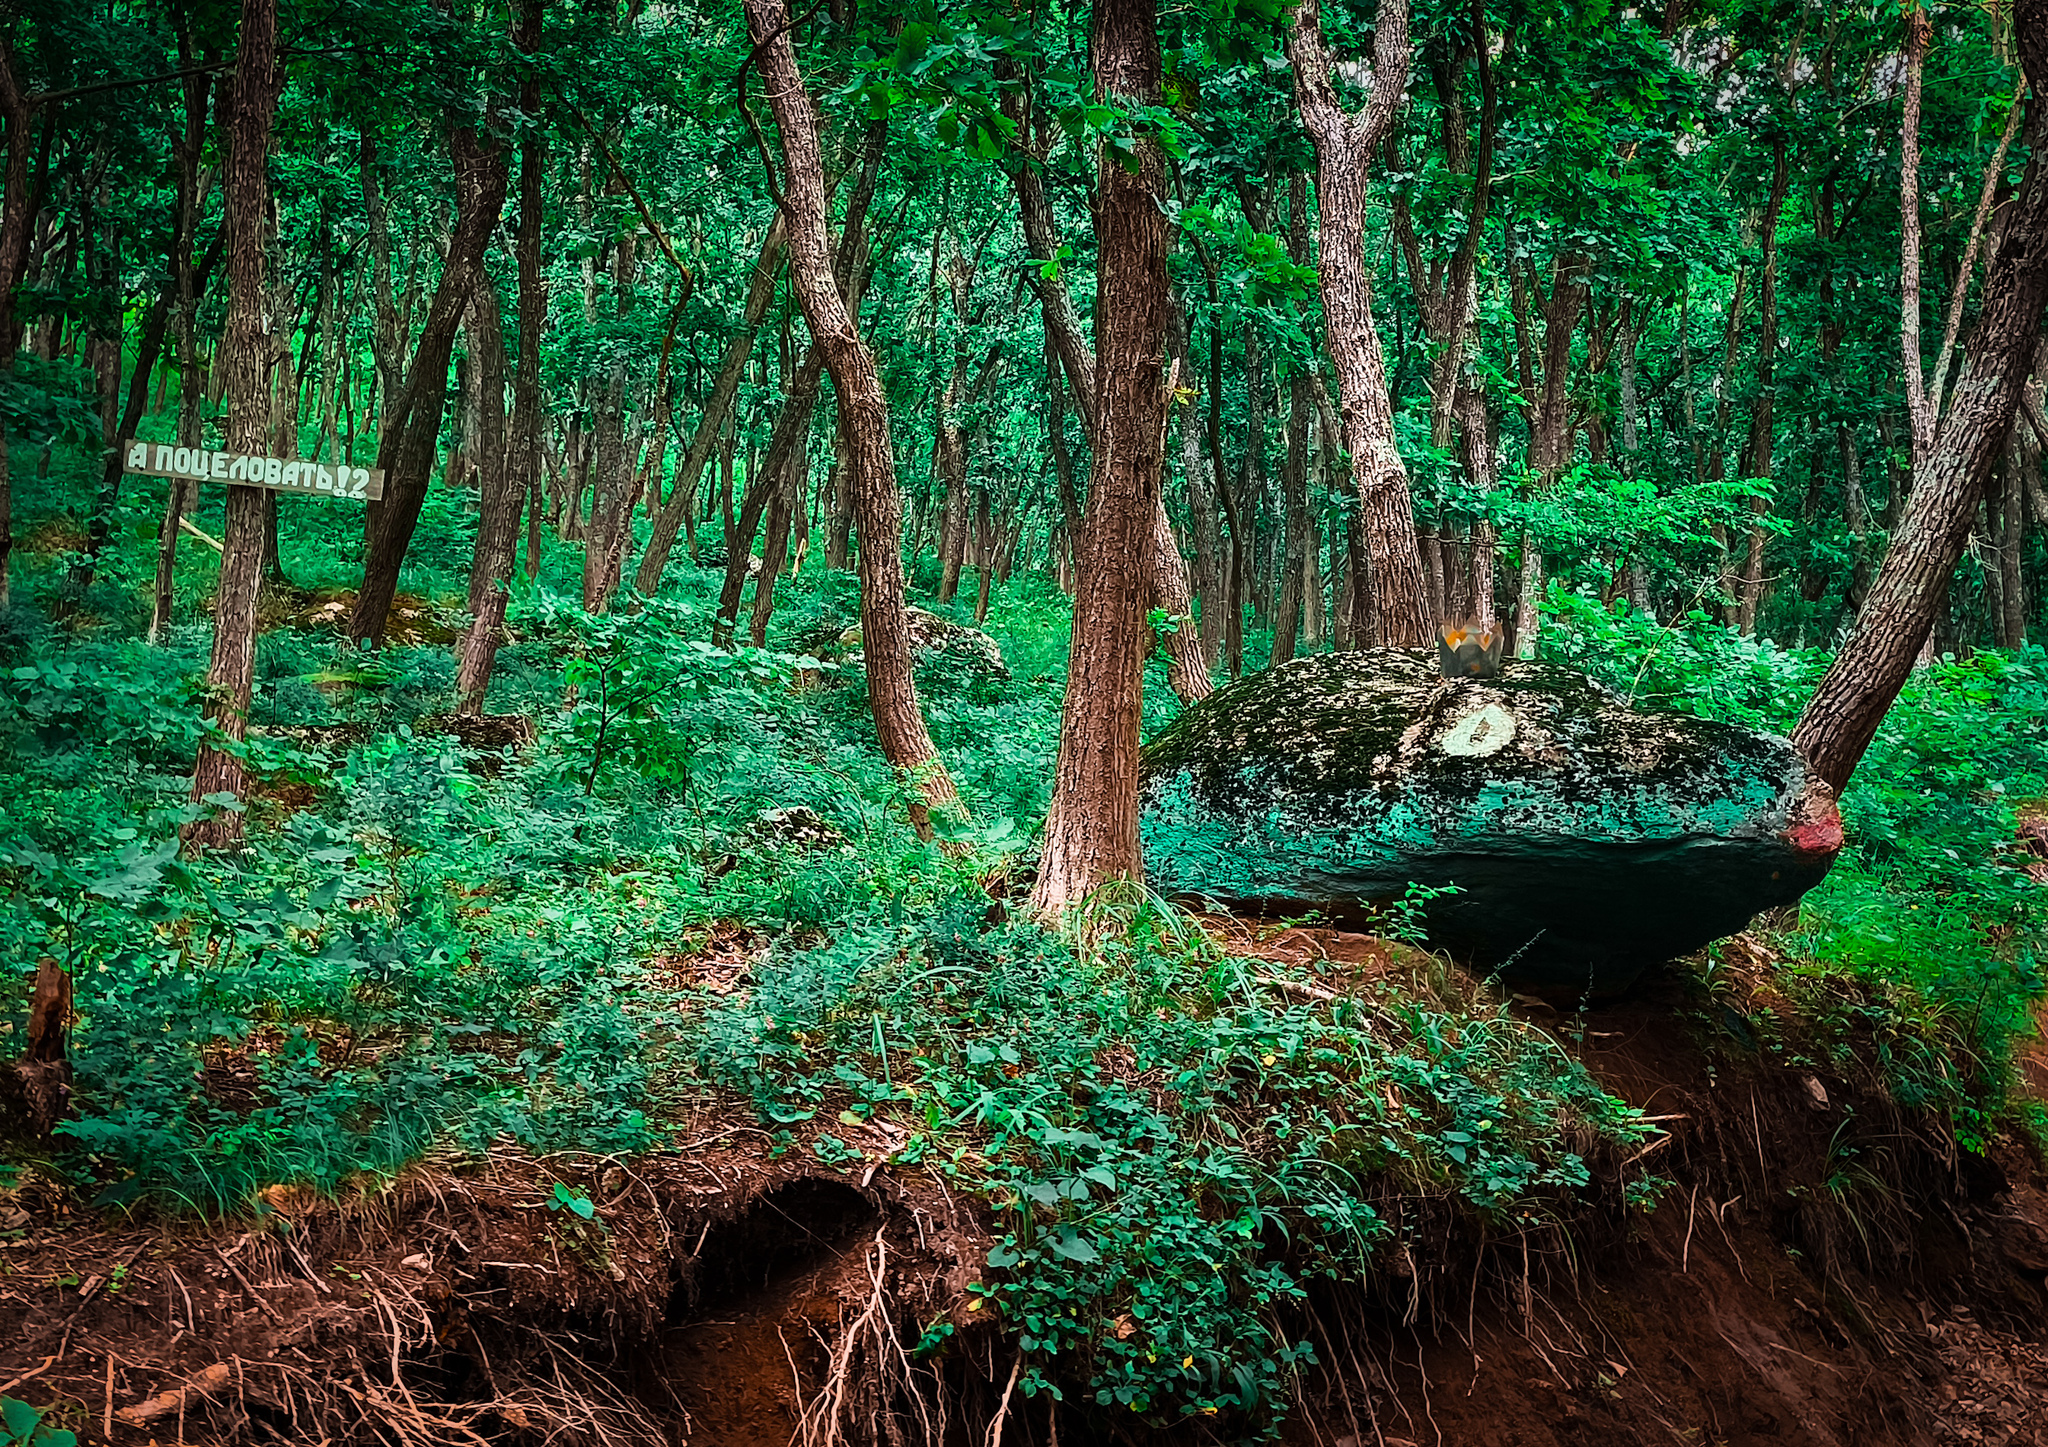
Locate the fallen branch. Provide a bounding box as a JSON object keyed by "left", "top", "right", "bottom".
{"left": 178, "top": 515, "right": 224, "bottom": 552}
{"left": 1254, "top": 973, "right": 1340, "bottom": 1003}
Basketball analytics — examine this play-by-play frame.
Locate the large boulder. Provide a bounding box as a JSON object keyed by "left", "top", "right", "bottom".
{"left": 1139, "top": 650, "right": 1843, "bottom": 994}
{"left": 793, "top": 606, "right": 1009, "bottom": 689}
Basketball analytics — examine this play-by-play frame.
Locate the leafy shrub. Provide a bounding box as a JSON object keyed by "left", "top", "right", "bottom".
{"left": 691, "top": 890, "right": 1650, "bottom": 1434}
{"left": 1544, "top": 589, "right": 2047, "bottom": 1135}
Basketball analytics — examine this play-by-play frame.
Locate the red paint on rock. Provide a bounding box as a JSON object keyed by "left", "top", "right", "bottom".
{"left": 1784, "top": 779, "right": 1845, "bottom": 860}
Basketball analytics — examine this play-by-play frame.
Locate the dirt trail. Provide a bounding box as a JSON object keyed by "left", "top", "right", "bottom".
{"left": 2, "top": 933, "right": 2045, "bottom": 1445}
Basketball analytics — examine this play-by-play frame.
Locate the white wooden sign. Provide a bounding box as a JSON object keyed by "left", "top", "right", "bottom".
{"left": 122, "top": 440, "right": 384, "bottom": 501}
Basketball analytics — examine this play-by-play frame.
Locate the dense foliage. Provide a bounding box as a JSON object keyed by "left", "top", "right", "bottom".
{"left": 4, "top": 0, "right": 2048, "bottom": 1438}
{"left": 3, "top": 480, "right": 2043, "bottom": 1435}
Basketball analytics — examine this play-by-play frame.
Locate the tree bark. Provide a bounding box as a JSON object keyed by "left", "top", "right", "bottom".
{"left": 582, "top": 360, "right": 632, "bottom": 611}
{"left": 1001, "top": 78, "right": 1207, "bottom": 685}
{"left": 0, "top": 46, "right": 43, "bottom": 609}
{"left": 457, "top": 0, "right": 544, "bottom": 714}
{"left": 1272, "top": 174, "right": 1315, "bottom": 666}
{"left": 1456, "top": 381, "right": 1498, "bottom": 623}
{"left": 936, "top": 241, "right": 975, "bottom": 604}
{"left": 1898, "top": 4, "right": 1936, "bottom": 478}
{"left": 1999, "top": 442, "right": 2028, "bottom": 646}
{"left": 151, "top": 61, "right": 216, "bottom": 645}
{"left": 1503, "top": 244, "right": 1590, "bottom": 654}
{"left": 1029, "top": 0, "right": 1170, "bottom": 914}
{"left": 454, "top": 270, "right": 517, "bottom": 711}
{"left": 1736, "top": 139, "right": 1790, "bottom": 634}
{"left": 750, "top": 438, "right": 803, "bottom": 646}
{"left": 1285, "top": 0, "right": 1431, "bottom": 647}
{"left": 349, "top": 128, "right": 508, "bottom": 645}
{"left": 743, "top": 0, "right": 960, "bottom": 826}
{"left": 715, "top": 341, "right": 812, "bottom": 628}
{"left": 1794, "top": 3, "right": 2048, "bottom": 792}
{"left": 185, "top": 0, "right": 283, "bottom": 852}
{"left": 71, "top": 212, "right": 223, "bottom": 600}
{"left": 825, "top": 402, "right": 854, "bottom": 568}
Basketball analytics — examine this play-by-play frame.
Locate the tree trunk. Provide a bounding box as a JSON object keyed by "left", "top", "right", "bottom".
{"left": 1794, "top": 5, "right": 2048, "bottom": 792}
{"left": 1344, "top": 499, "right": 1373, "bottom": 646}
{"left": 1898, "top": 4, "right": 1937, "bottom": 479}
{"left": 185, "top": 0, "right": 283, "bottom": 853}
{"left": 0, "top": 48, "right": 43, "bottom": 609}
{"left": 2000, "top": 442, "right": 2028, "bottom": 646}
{"left": 1737, "top": 140, "right": 1790, "bottom": 634}
{"left": 1504, "top": 248, "right": 1589, "bottom": 654}
{"left": 718, "top": 350, "right": 821, "bottom": 644}
{"left": 971, "top": 486, "right": 993, "bottom": 622}
{"left": 742, "top": 0, "right": 960, "bottom": 826}
{"left": 1457, "top": 382, "right": 1499, "bottom": 623}
{"left": 349, "top": 128, "right": 509, "bottom": 645}
{"left": 360, "top": 134, "right": 411, "bottom": 452}
{"left": 716, "top": 130, "right": 880, "bottom": 645}
{"left": 825, "top": 403, "right": 854, "bottom": 568}
{"left": 1002, "top": 82, "right": 1210, "bottom": 680}
{"left": 71, "top": 215, "right": 223, "bottom": 600}
{"left": 457, "top": 4, "right": 543, "bottom": 714}
{"left": 1151, "top": 488, "right": 1210, "bottom": 703}
{"left": 1030, "top": 0, "right": 1169, "bottom": 914}
{"left": 151, "top": 65, "right": 216, "bottom": 645}
{"left": 750, "top": 442, "right": 802, "bottom": 646}
{"left": 454, "top": 271, "right": 517, "bottom": 711}
{"left": 635, "top": 217, "right": 787, "bottom": 590}
{"left": 1285, "top": 0, "right": 1430, "bottom": 647}
{"left": 582, "top": 361, "right": 631, "bottom": 611}
{"left": 1272, "top": 366, "right": 1311, "bottom": 664}
{"left": 935, "top": 242, "right": 974, "bottom": 604}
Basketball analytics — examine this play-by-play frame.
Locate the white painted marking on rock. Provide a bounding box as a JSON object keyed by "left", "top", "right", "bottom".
{"left": 1440, "top": 703, "right": 1516, "bottom": 758}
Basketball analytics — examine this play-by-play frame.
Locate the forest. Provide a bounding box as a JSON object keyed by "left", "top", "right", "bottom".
{"left": 1, "top": 0, "right": 2048, "bottom": 1441}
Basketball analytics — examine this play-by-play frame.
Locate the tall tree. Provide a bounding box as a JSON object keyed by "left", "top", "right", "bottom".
{"left": 0, "top": 44, "right": 41, "bottom": 610}
{"left": 741, "top": 0, "right": 961, "bottom": 828}
{"left": 1794, "top": 0, "right": 2048, "bottom": 792}
{"left": 349, "top": 126, "right": 507, "bottom": 645}
{"left": 999, "top": 73, "right": 1208, "bottom": 702}
{"left": 1735, "top": 138, "right": 1790, "bottom": 633}
{"left": 1029, "top": 0, "right": 1170, "bottom": 914}
{"left": 185, "top": 0, "right": 284, "bottom": 851}
{"left": 1284, "top": 0, "right": 1432, "bottom": 647}
{"left": 634, "top": 217, "right": 786, "bottom": 591}
{"left": 151, "top": 50, "right": 218, "bottom": 645}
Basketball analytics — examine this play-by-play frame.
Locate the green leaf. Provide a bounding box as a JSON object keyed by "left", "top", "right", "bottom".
{"left": 1047, "top": 1229, "right": 1100, "bottom": 1264}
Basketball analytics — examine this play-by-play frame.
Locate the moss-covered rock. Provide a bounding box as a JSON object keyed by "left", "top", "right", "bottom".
{"left": 1139, "top": 650, "right": 1843, "bottom": 993}
{"left": 792, "top": 606, "right": 1009, "bottom": 687}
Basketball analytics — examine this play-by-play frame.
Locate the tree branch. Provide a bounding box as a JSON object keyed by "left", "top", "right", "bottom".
{"left": 1930, "top": 84, "right": 2024, "bottom": 423}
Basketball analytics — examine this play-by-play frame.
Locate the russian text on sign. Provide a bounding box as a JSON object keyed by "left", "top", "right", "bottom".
{"left": 121, "top": 441, "right": 384, "bottom": 501}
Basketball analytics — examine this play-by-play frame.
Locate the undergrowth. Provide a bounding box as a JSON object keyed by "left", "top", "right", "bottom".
{"left": 1547, "top": 586, "right": 2047, "bottom": 1143}
{"left": 0, "top": 487, "right": 2038, "bottom": 1440}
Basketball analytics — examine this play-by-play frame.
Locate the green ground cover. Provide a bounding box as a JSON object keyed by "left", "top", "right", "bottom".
{"left": 2, "top": 457, "right": 2043, "bottom": 1436}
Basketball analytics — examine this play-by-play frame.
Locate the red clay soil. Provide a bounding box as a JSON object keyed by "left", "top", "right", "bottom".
{"left": 0, "top": 1124, "right": 991, "bottom": 1446}
{"left": 1280, "top": 961, "right": 2048, "bottom": 1447}
{"left": 2, "top": 931, "right": 2046, "bottom": 1446}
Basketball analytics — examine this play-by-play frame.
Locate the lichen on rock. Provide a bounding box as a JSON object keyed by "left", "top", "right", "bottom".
{"left": 791, "top": 606, "right": 1009, "bottom": 688}
{"left": 1139, "top": 649, "right": 1842, "bottom": 993}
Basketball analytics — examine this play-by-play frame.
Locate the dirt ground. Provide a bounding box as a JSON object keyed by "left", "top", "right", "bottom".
{"left": 2, "top": 930, "right": 2046, "bottom": 1446}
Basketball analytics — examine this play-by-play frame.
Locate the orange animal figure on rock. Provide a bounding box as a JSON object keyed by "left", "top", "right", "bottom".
{"left": 1437, "top": 620, "right": 1506, "bottom": 680}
